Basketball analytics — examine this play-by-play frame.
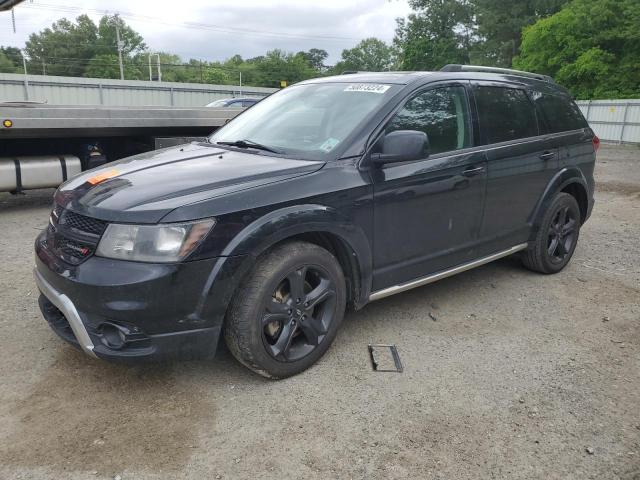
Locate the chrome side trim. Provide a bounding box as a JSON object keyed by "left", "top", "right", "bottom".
{"left": 33, "top": 268, "right": 97, "bottom": 358}
{"left": 369, "top": 243, "right": 528, "bottom": 302}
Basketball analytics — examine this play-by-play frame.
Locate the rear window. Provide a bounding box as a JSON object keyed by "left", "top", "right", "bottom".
{"left": 475, "top": 86, "right": 538, "bottom": 144}
{"left": 533, "top": 92, "right": 588, "bottom": 133}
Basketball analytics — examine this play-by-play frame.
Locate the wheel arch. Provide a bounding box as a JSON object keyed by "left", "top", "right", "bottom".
{"left": 208, "top": 204, "right": 373, "bottom": 315}
{"left": 559, "top": 182, "right": 589, "bottom": 224}
{"left": 529, "top": 167, "right": 591, "bottom": 239}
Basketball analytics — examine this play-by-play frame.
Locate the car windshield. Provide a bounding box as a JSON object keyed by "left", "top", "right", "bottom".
{"left": 208, "top": 82, "right": 398, "bottom": 160}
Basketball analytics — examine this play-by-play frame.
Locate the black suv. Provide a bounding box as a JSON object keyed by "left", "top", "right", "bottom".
{"left": 35, "top": 66, "right": 597, "bottom": 378}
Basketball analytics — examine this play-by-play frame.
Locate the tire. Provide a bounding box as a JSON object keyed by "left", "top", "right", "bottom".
{"left": 224, "top": 241, "right": 347, "bottom": 379}
{"left": 522, "top": 192, "right": 581, "bottom": 274}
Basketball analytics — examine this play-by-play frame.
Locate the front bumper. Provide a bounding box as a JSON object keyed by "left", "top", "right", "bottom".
{"left": 35, "top": 267, "right": 97, "bottom": 357}
{"left": 34, "top": 231, "right": 250, "bottom": 362}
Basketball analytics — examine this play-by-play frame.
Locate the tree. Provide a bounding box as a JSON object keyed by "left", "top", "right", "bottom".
{"left": 253, "top": 49, "right": 317, "bottom": 87}
{"left": 297, "top": 48, "right": 329, "bottom": 71}
{"left": 96, "top": 15, "right": 146, "bottom": 58}
{"left": 394, "top": 0, "right": 473, "bottom": 71}
{"left": 514, "top": 0, "right": 640, "bottom": 99}
{"left": 0, "top": 46, "right": 22, "bottom": 73}
{"left": 23, "top": 14, "right": 146, "bottom": 78}
{"left": 24, "top": 15, "right": 99, "bottom": 77}
{"left": 332, "top": 38, "right": 394, "bottom": 73}
{"left": 84, "top": 54, "right": 143, "bottom": 80}
{"left": 0, "top": 51, "right": 19, "bottom": 73}
{"left": 472, "top": 0, "right": 567, "bottom": 67}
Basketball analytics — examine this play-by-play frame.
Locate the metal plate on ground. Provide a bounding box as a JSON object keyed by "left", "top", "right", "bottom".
{"left": 368, "top": 344, "right": 403, "bottom": 373}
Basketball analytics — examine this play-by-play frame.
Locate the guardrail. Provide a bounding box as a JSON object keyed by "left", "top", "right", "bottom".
{"left": 576, "top": 99, "right": 640, "bottom": 145}
{"left": 0, "top": 72, "right": 276, "bottom": 107}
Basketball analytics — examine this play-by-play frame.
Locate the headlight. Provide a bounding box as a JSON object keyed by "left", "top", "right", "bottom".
{"left": 96, "top": 218, "right": 215, "bottom": 263}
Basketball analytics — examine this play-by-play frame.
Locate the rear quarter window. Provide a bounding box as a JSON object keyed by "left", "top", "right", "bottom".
{"left": 533, "top": 92, "right": 588, "bottom": 133}
{"left": 475, "top": 86, "right": 539, "bottom": 144}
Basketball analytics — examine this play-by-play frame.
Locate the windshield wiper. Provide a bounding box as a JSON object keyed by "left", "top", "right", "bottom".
{"left": 216, "top": 139, "right": 282, "bottom": 154}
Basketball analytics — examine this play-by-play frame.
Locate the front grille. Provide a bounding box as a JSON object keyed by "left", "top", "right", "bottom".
{"left": 58, "top": 237, "right": 95, "bottom": 262}
{"left": 47, "top": 204, "right": 107, "bottom": 265}
{"left": 58, "top": 210, "right": 107, "bottom": 236}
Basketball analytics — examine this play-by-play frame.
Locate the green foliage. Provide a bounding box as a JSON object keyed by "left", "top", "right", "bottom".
{"left": 472, "top": 0, "right": 566, "bottom": 67}
{"left": 84, "top": 53, "right": 144, "bottom": 80}
{"left": 97, "top": 15, "right": 146, "bottom": 57}
{"left": 23, "top": 14, "right": 145, "bottom": 78}
{"left": 514, "top": 0, "right": 640, "bottom": 99}
{"left": 0, "top": 47, "right": 21, "bottom": 73}
{"left": 0, "top": 51, "right": 19, "bottom": 73}
{"left": 331, "top": 38, "right": 395, "bottom": 73}
{"left": 394, "top": 0, "right": 473, "bottom": 71}
{"left": 297, "top": 48, "right": 329, "bottom": 71}
{"left": 394, "top": 0, "right": 568, "bottom": 70}
{"left": 24, "top": 15, "right": 98, "bottom": 77}
{"left": 253, "top": 49, "right": 317, "bottom": 88}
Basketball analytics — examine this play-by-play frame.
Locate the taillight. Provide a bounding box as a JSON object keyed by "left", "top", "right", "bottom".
{"left": 592, "top": 135, "right": 600, "bottom": 152}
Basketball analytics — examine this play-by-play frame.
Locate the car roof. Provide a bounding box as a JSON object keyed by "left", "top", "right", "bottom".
{"left": 301, "top": 71, "right": 569, "bottom": 95}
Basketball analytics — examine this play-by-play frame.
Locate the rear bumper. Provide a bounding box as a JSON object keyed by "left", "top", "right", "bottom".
{"left": 34, "top": 230, "right": 251, "bottom": 362}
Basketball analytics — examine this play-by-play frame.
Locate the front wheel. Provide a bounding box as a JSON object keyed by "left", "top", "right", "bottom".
{"left": 224, "top": 241, "right": 346, "bottom": 379}
{"left": 522, "top": 192, "right": 581, "bottom": 274}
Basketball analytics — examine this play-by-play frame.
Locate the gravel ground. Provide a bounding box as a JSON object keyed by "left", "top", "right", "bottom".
{"left": 0, "top": 144, "right": 638, "bottom": 480}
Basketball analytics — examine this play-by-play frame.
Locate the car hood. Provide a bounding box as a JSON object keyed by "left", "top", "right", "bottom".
{"left": 55, "top": 143, "right": 325, "bottom": 223}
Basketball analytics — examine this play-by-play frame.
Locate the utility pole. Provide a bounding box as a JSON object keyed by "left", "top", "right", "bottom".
{"left": 156, "top": 53, "right": 162, "bottom": 82}
{"left": 114, "top": 15, "right": 124, "bottom": 80}
{"left": 148, "top": 52, "right": 152, "bottom": 81}
{"left": 21, "top": 50, "right": 29, "bottom": 100}
{"left": 239, "top": 71, "right": 242, "bottom": 96}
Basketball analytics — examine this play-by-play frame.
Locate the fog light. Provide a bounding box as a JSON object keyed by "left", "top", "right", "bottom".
{"left": 99, "top": 323, "right": 127, "bottom": 350}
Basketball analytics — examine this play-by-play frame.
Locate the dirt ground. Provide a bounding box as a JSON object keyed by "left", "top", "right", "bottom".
{"left": 0, "top": 145, "right": 638, "bottom": 480}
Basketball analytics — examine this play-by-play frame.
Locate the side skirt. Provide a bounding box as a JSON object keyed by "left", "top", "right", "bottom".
{"left": 368, "top": 243, "right": 528, "bottom": 302}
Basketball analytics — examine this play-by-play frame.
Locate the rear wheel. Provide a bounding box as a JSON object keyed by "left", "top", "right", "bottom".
{"left": 522, "top": 192, "right": 581, "bottom": 274}
{"left": 224, "top": 241, "right": 346, "bottom": 379}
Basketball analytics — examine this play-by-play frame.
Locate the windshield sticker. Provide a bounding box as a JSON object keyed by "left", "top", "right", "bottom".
{"left": 344, "top": 84, "right": 391, "bottom": 94}
{"left": 320, "top": 138, "right": 340, "bottom": 152}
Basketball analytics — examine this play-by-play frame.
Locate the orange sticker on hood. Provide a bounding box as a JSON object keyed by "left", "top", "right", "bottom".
{"left": 87, "top": 169, "right": 119, "bottom": 185}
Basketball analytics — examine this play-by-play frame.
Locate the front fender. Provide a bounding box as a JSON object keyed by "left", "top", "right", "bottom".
{"left": 191, "top": 204, "right": 373, "bottom": 328}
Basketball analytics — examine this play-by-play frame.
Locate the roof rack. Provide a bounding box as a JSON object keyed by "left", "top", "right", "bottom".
{"left": 440, "top": 64, "right": 554, "bottom": 83}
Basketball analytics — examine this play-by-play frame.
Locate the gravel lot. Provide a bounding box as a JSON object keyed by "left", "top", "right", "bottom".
{"left": 0, "top": 145, "right": 638, "bottom": 480}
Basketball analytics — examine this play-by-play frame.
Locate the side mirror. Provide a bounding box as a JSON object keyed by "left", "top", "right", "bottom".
{"left": 370, "top": 130, "right": 429, "bottom": 165}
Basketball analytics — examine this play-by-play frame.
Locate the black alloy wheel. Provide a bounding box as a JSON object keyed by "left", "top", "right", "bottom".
{"left": 262, "top": 265, "right": 337, "bottom": 362}
{"left": 547, "top": 205, "right": 578, "bottom": 264}
{"left": 522, "top": 192, "right": 581, "bottom": 274}
{"left": 224, "top": 241, "right": 346, "bottom": 378}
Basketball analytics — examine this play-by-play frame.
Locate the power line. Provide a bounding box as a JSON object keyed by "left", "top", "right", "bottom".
{"left": 20, "top": 1, "right": 359, "bottom": 42}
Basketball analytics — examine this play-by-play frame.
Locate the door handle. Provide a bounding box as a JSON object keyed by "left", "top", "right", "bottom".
{"left": 461, "top": 166, "right": 485, "bottom": 177}
{"left": 539, "top": 151, "right": 556, "bottom": 161}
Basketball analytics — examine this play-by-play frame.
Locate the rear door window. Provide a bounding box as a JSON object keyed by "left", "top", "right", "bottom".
{"left": 386, "top": 86, "right": 472, "bottom": 155}
{"left": 533, "top": 93, "right": 588, "bottom": 133}
{"left": 475, "top": 86, "right": 538, "bottom": 144}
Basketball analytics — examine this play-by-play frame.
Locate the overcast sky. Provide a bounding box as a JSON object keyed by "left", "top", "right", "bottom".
{"left": 1, "top": 0, "right": 412, "bottom": 64}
